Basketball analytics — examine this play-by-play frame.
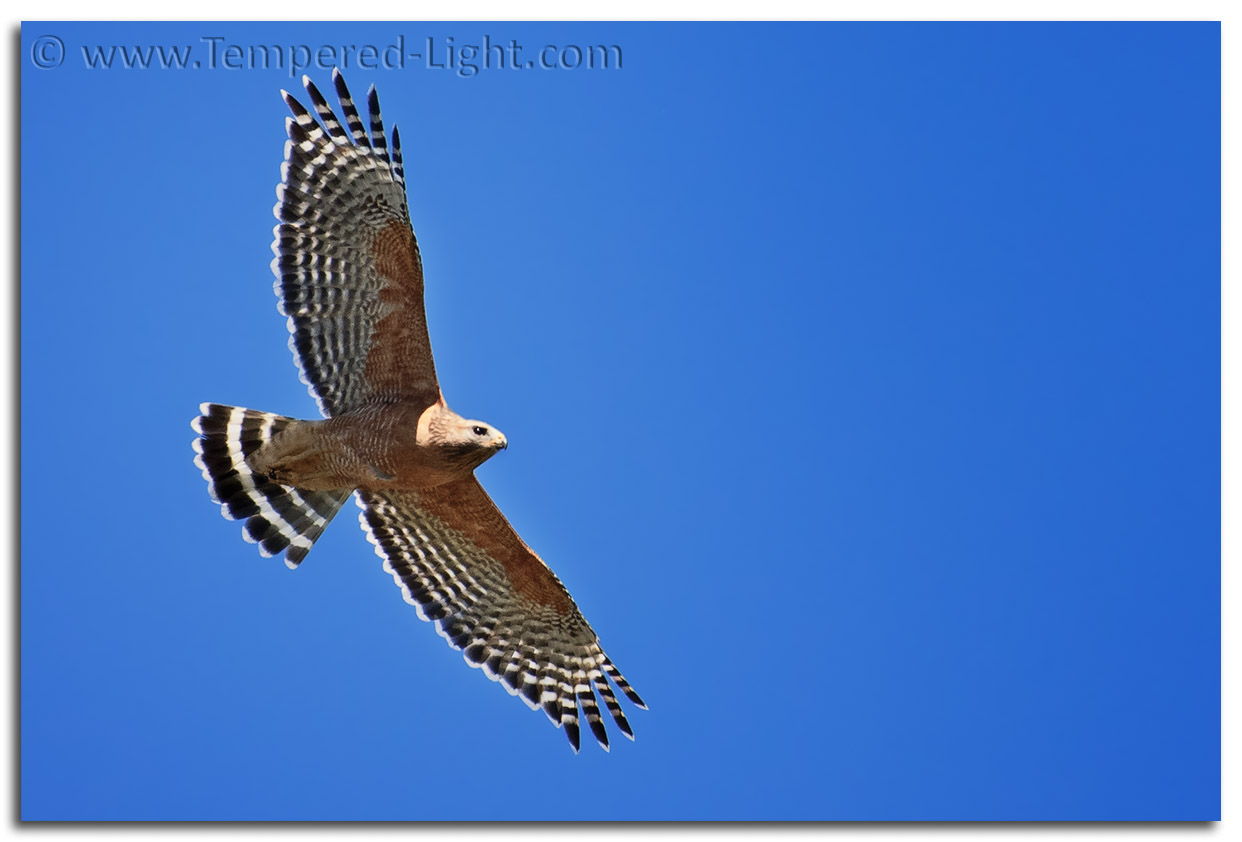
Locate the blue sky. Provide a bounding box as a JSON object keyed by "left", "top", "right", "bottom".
{"left": 21, "top": 22, "right": 1219, "bottom": 820}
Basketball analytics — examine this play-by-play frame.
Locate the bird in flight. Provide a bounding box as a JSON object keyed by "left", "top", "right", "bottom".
{"left": 191, "top": 70, "right": 644, "bottom": 752}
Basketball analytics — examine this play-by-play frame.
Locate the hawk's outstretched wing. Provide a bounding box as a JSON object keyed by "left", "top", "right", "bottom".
{"left": 273, "top": 71, "right": 440, "bottom": 417}
{"left": 357, "top": 478, "right": 647, "bottom": 752}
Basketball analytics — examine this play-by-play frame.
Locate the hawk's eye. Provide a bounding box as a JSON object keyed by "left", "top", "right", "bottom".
{"left": 472, "top": 426, "right": 488, "bottom": 436}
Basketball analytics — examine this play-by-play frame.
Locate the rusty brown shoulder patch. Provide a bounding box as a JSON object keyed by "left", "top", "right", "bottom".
{"left": 372, "top": 219, "right": 423, "bottom": 290}
{"left": 364, "top": 220, "right": 439, "bottom": 404}
{"left": 420, "top": 477, "right": 576, "bottom": 615}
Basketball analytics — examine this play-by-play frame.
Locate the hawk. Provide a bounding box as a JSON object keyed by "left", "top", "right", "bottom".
{"left": 191, "top": 71, "right": 644, "bottom": 752}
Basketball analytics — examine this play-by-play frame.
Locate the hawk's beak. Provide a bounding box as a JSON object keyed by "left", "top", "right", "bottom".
{"left": 497, "top": 436, "right": 508, "bottom": 450}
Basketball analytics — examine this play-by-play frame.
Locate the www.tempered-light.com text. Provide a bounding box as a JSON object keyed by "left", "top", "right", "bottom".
{"left": 31, "top": 34, "right": 623, "bottom": 76}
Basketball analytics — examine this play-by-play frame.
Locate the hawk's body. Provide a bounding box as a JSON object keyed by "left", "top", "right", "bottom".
{"left": 246, "top": 399, "right": 503, "bottom": 491}
{"left": 191, "top": 71, "right": 644, "bottom": 752}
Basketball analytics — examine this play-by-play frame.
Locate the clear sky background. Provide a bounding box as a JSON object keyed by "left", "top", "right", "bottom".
{"left": 20, "top": 22, "right": 1219, "bottom": 820}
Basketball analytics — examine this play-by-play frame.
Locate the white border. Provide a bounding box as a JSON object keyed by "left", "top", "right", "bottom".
{"left": 7, "top": 6, "right": 1229, "bottom": 836}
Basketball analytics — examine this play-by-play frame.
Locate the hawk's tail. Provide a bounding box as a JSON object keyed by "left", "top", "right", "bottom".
{"left": 191, "top": 403, "right": 350, "bottom": 568}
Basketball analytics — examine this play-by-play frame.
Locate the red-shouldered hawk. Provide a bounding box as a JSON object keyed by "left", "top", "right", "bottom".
{"left": 191, "top": 70, "right": 644, "bottom": 752}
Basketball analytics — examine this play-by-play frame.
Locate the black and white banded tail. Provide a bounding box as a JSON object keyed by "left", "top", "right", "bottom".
{"left": 191, "top": 403, "right": 349, "bottom": 567}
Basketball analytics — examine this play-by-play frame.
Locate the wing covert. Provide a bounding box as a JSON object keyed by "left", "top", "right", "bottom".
{"left": 356, "top": 477, "right": 645, "bottom": 752}
{"left": 272, "top": 71, "right": 439, "bottom": 417}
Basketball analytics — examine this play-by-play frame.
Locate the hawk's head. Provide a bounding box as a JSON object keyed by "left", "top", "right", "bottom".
{"left": 419, "top": 403, "right": 507, "bottom": 473}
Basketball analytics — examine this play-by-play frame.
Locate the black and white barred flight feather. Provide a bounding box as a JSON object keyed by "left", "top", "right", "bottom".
{"left": 191, "top": 403, "right": 349, "bottom": 568}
